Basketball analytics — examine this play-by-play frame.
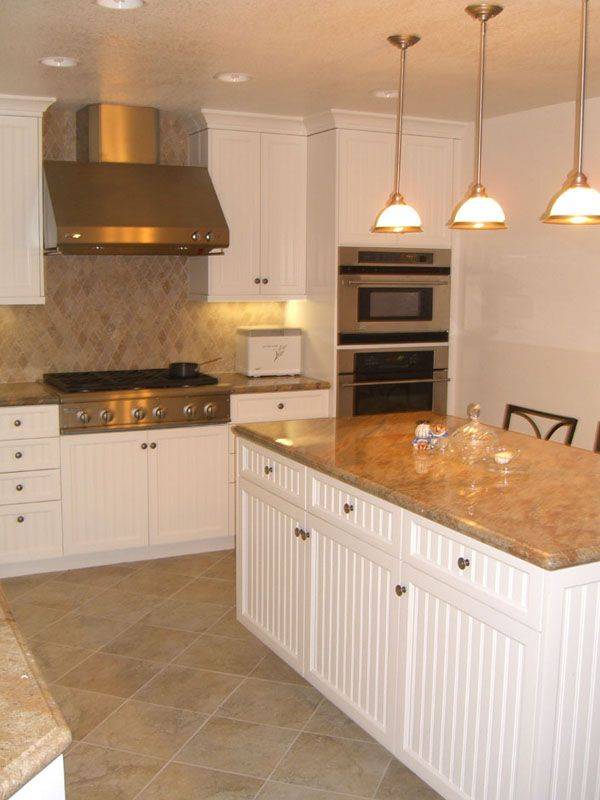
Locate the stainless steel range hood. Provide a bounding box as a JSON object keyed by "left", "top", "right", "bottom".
{"left": 43, "top": 104, "right": 229, "bottom": 256}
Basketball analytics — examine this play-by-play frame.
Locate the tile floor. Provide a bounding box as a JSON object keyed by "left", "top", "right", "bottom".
{"left": 1, "top": 551, "right": 442, "bottom": 800}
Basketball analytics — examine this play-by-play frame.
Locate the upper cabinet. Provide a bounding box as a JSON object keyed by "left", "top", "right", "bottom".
{"left": 0, "top": 96, "right": 54, "bottom": 305}
{"left": 188, "top": 114, "right": 307, "bottom": 302}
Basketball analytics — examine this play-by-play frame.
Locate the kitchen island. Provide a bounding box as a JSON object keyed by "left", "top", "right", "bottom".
{"left": 233, "top": 412, "right": 600, "bottom": 800}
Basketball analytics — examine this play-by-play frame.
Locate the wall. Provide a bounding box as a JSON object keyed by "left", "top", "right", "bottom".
{"left": 452, "top": 98, "right": 600, "bottom": 449}
{"left": 0, "top": 106, "right": 284, "bottom": 382}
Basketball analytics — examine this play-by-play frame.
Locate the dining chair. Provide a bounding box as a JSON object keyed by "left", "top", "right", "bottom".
{"left": 502, "top": 404, "right": 578, "bottom": 445}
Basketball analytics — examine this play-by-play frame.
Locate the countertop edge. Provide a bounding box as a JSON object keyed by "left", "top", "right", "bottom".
{"left": 232, "top": 425, "right": 579, "bottom": 571}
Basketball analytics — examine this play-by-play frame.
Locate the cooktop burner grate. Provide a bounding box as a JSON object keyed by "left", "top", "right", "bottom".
{"left": 44, "top": 369, "right": 219, "bottom": 393}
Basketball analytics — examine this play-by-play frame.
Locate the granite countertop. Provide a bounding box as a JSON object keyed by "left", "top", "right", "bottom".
{"left": 0, "top": 383, "right": 59, "bottom": 407}
{"left": 233, "top": 412, "right": 600, "bottom": 571}
{"left": 0, "top": 589, "right": 71, "bottom": 799}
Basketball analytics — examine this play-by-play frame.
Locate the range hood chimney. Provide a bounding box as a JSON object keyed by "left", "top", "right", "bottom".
{"left": 43, "top": 103, "right": 229, "bottom": 256}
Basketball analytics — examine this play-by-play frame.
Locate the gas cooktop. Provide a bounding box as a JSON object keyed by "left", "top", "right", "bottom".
{"left": 44, "top": 368, "right": 219, "bottom": 394}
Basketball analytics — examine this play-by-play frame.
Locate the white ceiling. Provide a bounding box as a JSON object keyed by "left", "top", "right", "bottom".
{"left": 1, "top": 0, "right": 599, "bottom": 121}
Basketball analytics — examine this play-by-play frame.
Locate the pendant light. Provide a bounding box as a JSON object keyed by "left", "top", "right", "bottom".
{"left": 448, "top": 4, "right": 506, "bottom": 230}
{"left": 541, "top": 0, "right": 600, "bottom": 224}
{"left": 371, "top": 35, "right": 422, "bottom": 234}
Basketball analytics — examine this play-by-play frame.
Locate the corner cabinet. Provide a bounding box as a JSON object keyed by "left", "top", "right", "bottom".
{"left": 188, "top": 124, "right": 307, "bottom": 302}
{"left": 0, "top": 95, "right": 55, "bottom": 305}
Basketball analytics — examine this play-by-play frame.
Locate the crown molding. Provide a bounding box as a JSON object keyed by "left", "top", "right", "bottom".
{"left": 0, "top": 95, "right": 56, "bottom": 117}
{"left": 304, "top": 108, "right": 468, "bottom": 139}
{"left": 190, "top": 108, "right": 306, "bottom": 136}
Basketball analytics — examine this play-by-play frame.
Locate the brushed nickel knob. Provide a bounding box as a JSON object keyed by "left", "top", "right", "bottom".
{"left": 132, "top": 407, "right": 146, "bottom": 421}
{"left": 14, "top": 451, "right": 22, "bottom": 459}
{"left": 100, "top": 409, "right": 114, "bottom": 424}
{"left": 457, "top": 557, "right": 471, "bottom": 570}
{"left": 343, "top": 502, "right": 354, "bottom": 514}
{"left": 13, "top": 419, "right": 21, "bottom": 427}
{"left": 264, "top": 465, "right": 273, "bottom": 475}
{"left": 77, "top": 410, "right": 91, "bottom": 424}
{"left": 203, "top": 402, "right": 216, "bottom": 419}
{"left": 153, "top": 406, "right": 167, "bottom": 420}
{"left": 191, "top": 230, "right": 201, "bottom": 241}
{"left": 15, "top": 484, "right": 23, "bottom": 492}
{"left": 395, "top": 585, "right": 407, "bottom": 597}
{"left": 17, "top": 515, "right": 24, "bottom": 523}
{"left": 183, "top": 404, "right": 196, "bottom": 418}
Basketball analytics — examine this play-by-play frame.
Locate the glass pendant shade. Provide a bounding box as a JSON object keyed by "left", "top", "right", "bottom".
{"left": 371, "top": 192, "right": 422, "bottom": 233}
{"left": 448, "top": 183, "right": 506, "bottom": 230}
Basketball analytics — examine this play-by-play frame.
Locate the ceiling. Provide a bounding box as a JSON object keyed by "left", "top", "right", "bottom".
{"left": 1, "top": 0, "right": 599, "bottom": 122}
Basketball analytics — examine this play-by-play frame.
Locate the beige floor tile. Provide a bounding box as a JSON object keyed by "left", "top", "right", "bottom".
{"left": 202, "top": 554, "right": 235, "bottom": 581}
{"left": 56, "top": 652, "right": 161, "bottom": 698}
{"left": 85, "top": 699, "right": 207, "bottom": 759}
{"left": 375, "top": 759, "right": 443, "bottom": 799}
{"left": 137, "top": 762, "right": 262, "bottom": 800}
{"left": 8, "top": 602, "right": 66, "bottom": 637}
{"left": 35, "top": 611, "right": 131, "bottom": 649}
{"left": 206, "top": 608, "right": 253, "bottom": 639}
{"left": 143, "top": 598, "right": 230, "bottom": 633}
{"left": 250, "top": 652, "right": 308, "bottom": 686}
{"left": 28, "top": 640, "right": 95, "bottom": 682}
{"left": 50, "top": 684, "right": 123, "bottom": 739}
{"left": 172, "top": 578, "right": 236, "bottom": 607}
{"left": 103, "top": 622, "right": 197, "bottom": 663}
{"left": 135, "top": 664, "right": 241, "bottom": 714}
{"left": 13, "top": 579, "right": 99, "bottom": 611}
{"left": 64, "top": 742, "right": 163, "bottom": 800}
{"left": 273, "top": 732, "right": 391, "bottom": 797}
{"left": 305, "top": 699, "right": 375, "bottom": 742}
{"left": 176, "top": 715, "right": 296, "bottom": 779}
{"left": 114, "top": 569, "right": 194, "bottom": 598}
{"left": 175, "top": 633, "right": 267, "bottom": 675}
{"left": 0, "top": 572, "right": 56, "bottom": 601}
{"left": 219, "top": 678, "right": 322, "bottom": 729}
{"left": 258, "top": 782, "right": 359, "bottom": 800}
{"left": 78, "top": 587, "right": 158, "bottom": 625}
{"left": 58, "top": 563, "right": 137, "bottom": 589}
{"left": 137, "top": 551, "right": 229, "bottom": 578}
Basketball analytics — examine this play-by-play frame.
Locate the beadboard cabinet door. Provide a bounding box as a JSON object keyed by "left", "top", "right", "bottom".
{"left": 148, "top": 424, "right": 228, "bottom": 545}
{"left": 61, "top": 431, "right": 149, "bottom": 555}
{"left": 307, "top": 514, "right": 401, "bottom": 749}
{"left": 398, "top": 564, "right": 540, "bottom": 800}
{"left": 237, "top": 479, "right": 308, "bottom": 673}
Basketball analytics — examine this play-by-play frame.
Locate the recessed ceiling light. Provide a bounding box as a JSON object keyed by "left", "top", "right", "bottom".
{"left": 213, "top": 72, "right": 253, "bottom": 83}
{"left": 96, "top": 0, "right": 145, "bottom": 8}
{"left": 372, "top": 89, "right": 398, "bottom": 99}
{"left": 40, "top": 56, "right": 79, "bottom": 68}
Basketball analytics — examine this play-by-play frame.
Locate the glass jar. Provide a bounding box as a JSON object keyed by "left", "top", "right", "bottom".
{"left": 449, "top": 402, "right": 498, "bottom": 464}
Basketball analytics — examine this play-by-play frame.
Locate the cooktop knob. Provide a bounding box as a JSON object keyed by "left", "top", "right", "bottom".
{"left": 183, "top": 404, "right": 196, "bottom": 419}
{"left": 203, "top": 402, "right": 216, "bottom": 419}
{"left": 100, "top": 409, "right": 114, "bottom": 424}
{"left": 153, "top": 406, "right": 167, "bottom": 420}
{"left": 132, "top": 407, "right": 146, "bottom": 421}
{"left": 77, "top": 410, "right": 91, "bottom": 424}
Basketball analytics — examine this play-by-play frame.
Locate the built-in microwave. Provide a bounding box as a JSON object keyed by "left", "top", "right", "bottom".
{"left": 338, "top": 247, "right": 451, "bottom": 341}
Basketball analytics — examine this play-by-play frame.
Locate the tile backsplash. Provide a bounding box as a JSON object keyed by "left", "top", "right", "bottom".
{"left": 0, "top": 106, "right": 284, "bottom": 383}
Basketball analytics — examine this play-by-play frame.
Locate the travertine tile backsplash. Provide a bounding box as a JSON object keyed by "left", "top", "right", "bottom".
{"left": 0, "top": 107, "right": 284, "bottom": 382}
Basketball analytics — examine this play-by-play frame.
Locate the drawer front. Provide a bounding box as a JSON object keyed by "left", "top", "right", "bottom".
{"left": 0, "top": 501, "right": 62, "bottom": 564}
{"left": 0, "top": 438, "right": 60, "bottom": 473}
{"left": 403, "top": 512, "right": 543, "bottom": 629}
{"left": 231, "top": 390, "right": 330, "bottom": 423}
{"left": 238, "top": 438, "right": 306, "bottom": 507}
{"left": 0, "top": 406, "right": 59, "bottom": 441}
{"left": 308, "top": 469, "right": 401, "bottom": 555}
{"left": 0, "top": 470, "right": 61, "bottom": 506}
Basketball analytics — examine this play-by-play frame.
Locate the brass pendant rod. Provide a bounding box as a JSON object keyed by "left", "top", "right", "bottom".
{"left": 474, "top": 17, "right": 487, "bottom": 186}
{"left": 393, "top": 45, "right": 407, "bottom": 195}
{"left": 574, "top": 0, "right": 588, "bottom": 175}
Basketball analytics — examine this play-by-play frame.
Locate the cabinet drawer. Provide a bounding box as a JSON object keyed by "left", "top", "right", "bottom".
{"left": 0, "top": 501, "right": 62, "bottom": 564}
{"left": 0, "top": 469, "right": 61, "bottom": 506}
{"left": 402, "top": 512, "right": 544, "bottom": 629}
{"left": 0, "top": 406, "right": 59, "bottom": 440}
{"left": 0, "top": 438, "right": 60, "bottom": 473}
{"left": 238, "top": 438, "right": 305, "bottom": 507}
{"left": 308, "top": 469, "right": 401, "bottom": 555}
{"left": 230, "top": 390, "right": 329, "bottom": 423}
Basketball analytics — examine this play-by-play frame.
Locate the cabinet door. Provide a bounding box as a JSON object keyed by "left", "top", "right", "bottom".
{"left": 148, "top": 425, "right": 228, "bottom": 545}
{"left": 306, "top": 514, "right": 400, "bottom": 748}
{"left": 61, "top": 432, "right": 149, "bottom": 555}
{"left": 237, "top": 479, "right": 307, "bottom": 673}
{"left": 260, "top": 133, "right": 307, "bottom": 296}
{"left": 0, "top": 115, "right": 43, "bottom": 302}
{"left": 207, "top": 129, "right": 261, "bottom": 297}
{"left": 399, "top": 564, "right": 539, "bottom": 800}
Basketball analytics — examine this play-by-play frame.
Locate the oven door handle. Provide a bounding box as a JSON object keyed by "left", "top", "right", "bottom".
{"left": 340, "top": 377, "right": 450, "bottom": 388}
{"left": 344, "top": 279, "right": 449, "bottom": 287}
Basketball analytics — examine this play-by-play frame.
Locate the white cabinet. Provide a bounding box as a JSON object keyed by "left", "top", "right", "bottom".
{"left": 337, "top": 129, "right": 454, "bottom": 248}
{"left": 148, "top": 425, "right": 228, "bottom": 545}
{"left": 0, "top": 96, "right": 54, "bottom": 304}
{"left": 307, "top": 514, "right": 400, "bottom": 748}
{"left": 398, "top": 564, "right": 539, "bottom": 800}
{"left": 188, "top": 125, "right": 307, "bottom": 301}
{"left": 237, "top": 479, "right": 308, "bottom": 673}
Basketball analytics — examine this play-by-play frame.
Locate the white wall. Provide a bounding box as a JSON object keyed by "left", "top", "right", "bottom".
{"left": 452, "top": 98, "right": 600, "bottom": 450}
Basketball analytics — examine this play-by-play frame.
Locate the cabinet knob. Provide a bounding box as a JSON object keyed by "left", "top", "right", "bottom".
{"left": 395, "top": 585, "right": 407, "bottom": 597}
{"left": 15, "top": 484, "right": 23, "bottom": 492}
{"left": 254, "top": 277, "right": 261, "bottom": 284}
{"left": 264, "top": 465, "right": 273, "bottom": 475}
{"left": 141, "top": 443, "right": 148, "bottom": 450}
{"left": 457, "top": 557, "right": 471, "bottom": 570}
{"left": 294, "top": 527, "right": 302, "bottom": 538}
{"left": 149, "top": 442, "right": 157, "bottom": 449}
{"left": 343, "top": 502, "right": 354, "bottom": 514}
{"left": 16, "top": 515, "right": 24, "bottom": 523}
{"left": 13, "top": 419, "right": 21, "bottom": 427}
{"left": 262, "top": 278, "right": 269, "bottom": 284}
{"left": 277, "top": 402, "right": 285, "bottom": 410}
{"left": 14, "top": 451, "right": 22, "bottom": 459}
{"left": 301, "top": 529, "right": 310, "bottom": 541}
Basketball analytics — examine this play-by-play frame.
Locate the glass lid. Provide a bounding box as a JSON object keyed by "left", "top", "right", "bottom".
{"left": 449, "top": 402, "right": 499, "bottom": 464}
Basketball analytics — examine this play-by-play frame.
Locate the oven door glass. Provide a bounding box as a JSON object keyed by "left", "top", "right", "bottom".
{"left": 354, "top": 350, "right": 434, "bottom": 381}
{"left": 353, "top": 381, "right": 434, "bottom": 415}
{"left": 357, "top": 287, "right": 433, "bottom": 322}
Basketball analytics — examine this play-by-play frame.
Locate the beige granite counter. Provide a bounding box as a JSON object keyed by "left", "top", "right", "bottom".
{"left": 214, "top": 373, "right": 330, "bottom": 394}
{"left": 233, "top": 412, "right": 600, "bottom": 571}
{"left": 0, "top": 588, "right": 71, "bottom": 799}
{"left": 0, "top": 383, "right": 59, "bottom": 407}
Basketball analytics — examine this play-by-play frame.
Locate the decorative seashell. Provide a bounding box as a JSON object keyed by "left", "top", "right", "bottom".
{"left": 415, "top": 422, "right": 432, "bottom": 439}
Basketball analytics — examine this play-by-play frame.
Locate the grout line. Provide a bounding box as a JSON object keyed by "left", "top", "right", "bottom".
{"left": 370, "top": 754, "right": 394, "bottom": 799}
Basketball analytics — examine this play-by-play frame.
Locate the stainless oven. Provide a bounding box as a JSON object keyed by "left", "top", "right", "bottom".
{"left": 338, "top": 246, "right": 451, "bottom": 340}
{"left": 337, "top": 344, "right": 448, "bottom": 417}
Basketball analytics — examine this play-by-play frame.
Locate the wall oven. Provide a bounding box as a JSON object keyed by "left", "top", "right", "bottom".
{"left": 338, "top": 246, "right": 451, "bottom": 342}
{"left": 337, "top": 344, "right": 449, "bottom": 417}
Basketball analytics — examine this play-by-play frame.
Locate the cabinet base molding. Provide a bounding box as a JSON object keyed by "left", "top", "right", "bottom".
{"left": 0, "top": 535, "right": 234, "bottom": 579}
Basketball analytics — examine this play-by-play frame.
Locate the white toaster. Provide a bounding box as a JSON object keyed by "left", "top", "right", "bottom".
{"left": 235, "top": 327, "right": 303, "bottom": 377}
